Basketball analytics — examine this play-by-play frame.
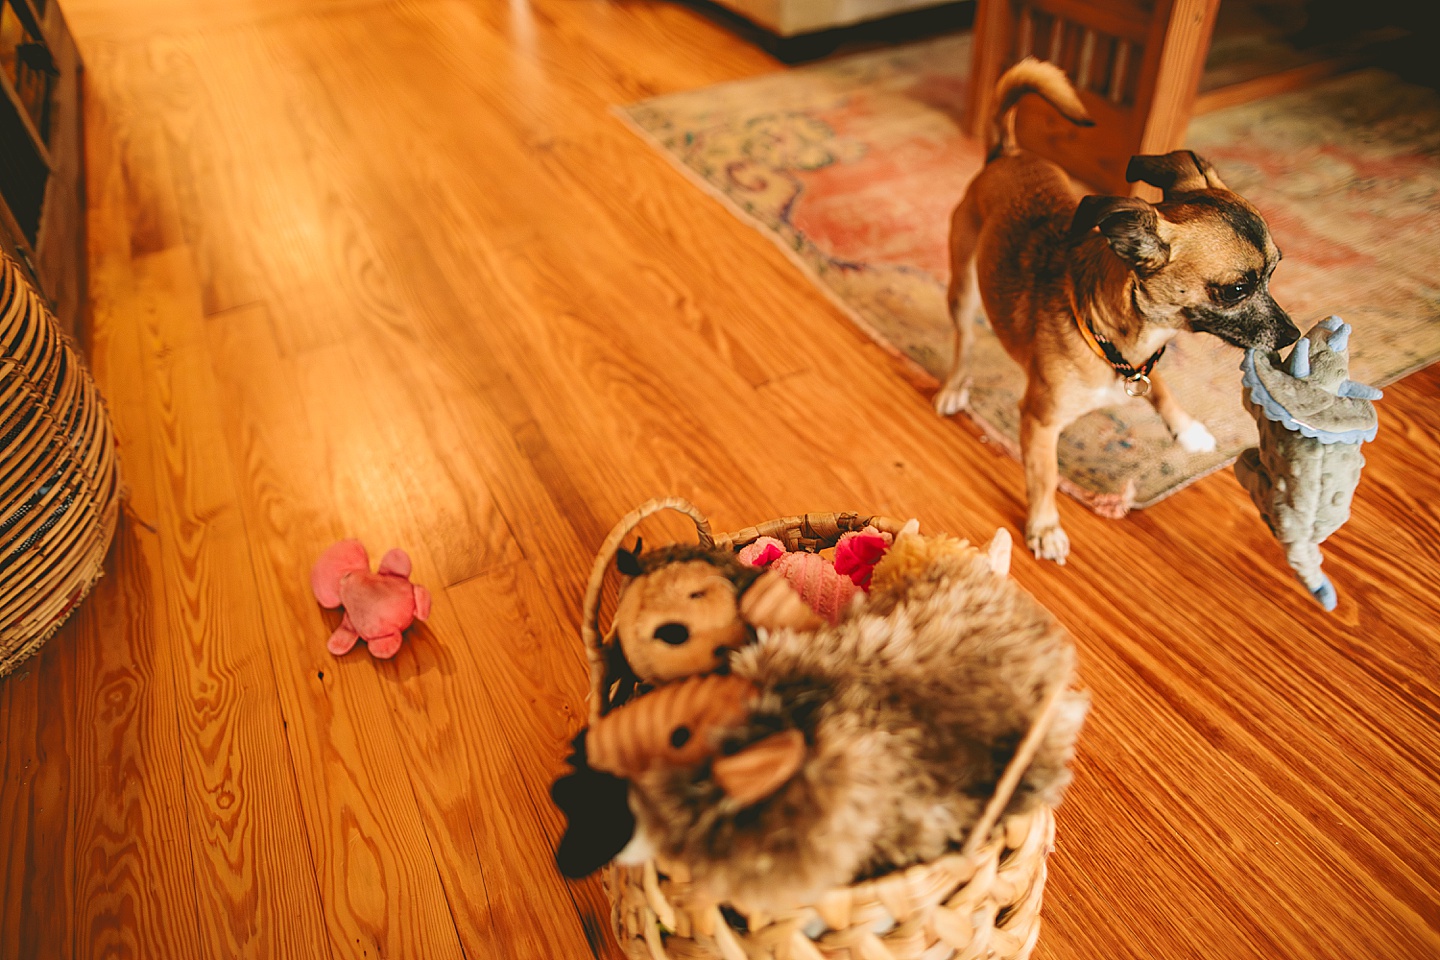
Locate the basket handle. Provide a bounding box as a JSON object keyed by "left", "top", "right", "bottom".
{"left": 958, "top": 680, "right": 1071, "bottom": 859}
{"left": 580, "top": 497, "right": 715, "bottom": 723}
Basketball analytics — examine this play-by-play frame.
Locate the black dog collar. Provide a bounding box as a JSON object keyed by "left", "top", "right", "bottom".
{"left": 1076, "top": 315, "right": 1167, "bottom": 397}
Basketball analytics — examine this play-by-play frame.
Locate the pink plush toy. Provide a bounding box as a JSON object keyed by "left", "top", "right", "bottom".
{"left": 738, "top": 527, "right": 891, "bottom": 624}
{"left": 310, "top": 540, "right": 432, "bottom": 659}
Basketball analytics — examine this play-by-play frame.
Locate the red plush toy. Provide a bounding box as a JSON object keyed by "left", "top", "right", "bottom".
{"left": 737, "top": 526, "right": 891, "bottom": 624}
{"left": 310, "top": 540, "right": 432, "bottom": 659}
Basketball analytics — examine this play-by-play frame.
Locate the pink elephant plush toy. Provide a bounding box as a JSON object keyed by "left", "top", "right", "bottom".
{"left": 737, "top": 527, "right": 891, "bottom": 624}
{"left": 310, "top": 540, "right": 432, "bottom": 659}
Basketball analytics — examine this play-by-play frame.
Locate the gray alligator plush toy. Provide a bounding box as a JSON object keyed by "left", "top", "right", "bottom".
{"left": 1235, "top": 316, "right": 1382, "bottom": 611}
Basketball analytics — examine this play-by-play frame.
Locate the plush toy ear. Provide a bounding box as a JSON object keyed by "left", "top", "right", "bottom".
{"left": 1069, "top": 196, "right": 1170, "bottom": 275}
{"left": 603, "top": 639, "right": 639, "bottom": 714}
{"left": 551, "top": 730, "right": 637, "bottom": 879}
{"left": 377, "top": 548, "right": 412, "bottom": 579}
{"left": 712, "top": 729, "right": 806, "bottom": 806}
{"left": 985, "top": 528, "right": 1012, "bottom": 578}
{"left": 615, "top": 539, "right": 643, "bottom": 578}
{"left": 1337, "top": 380, "right": 1383, "bottom": 400}
{"left": 311, "top": 539, "right": 370, "bottom": 608}
{"left": 1126, "top": 150, "right": 1227, "bottom": 196}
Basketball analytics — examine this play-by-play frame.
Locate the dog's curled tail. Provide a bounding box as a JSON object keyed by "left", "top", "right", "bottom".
{"left": 988, "top": 58, "right": 1093, "bottom": 160}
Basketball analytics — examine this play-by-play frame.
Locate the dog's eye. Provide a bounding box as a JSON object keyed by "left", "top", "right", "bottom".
{"left": 1213, "top": 280, "right": 1254, "bottom": 306}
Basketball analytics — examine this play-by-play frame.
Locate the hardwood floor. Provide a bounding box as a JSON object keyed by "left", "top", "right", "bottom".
{"left": 2, "top": 1, "right": 1437, "bottom": 958}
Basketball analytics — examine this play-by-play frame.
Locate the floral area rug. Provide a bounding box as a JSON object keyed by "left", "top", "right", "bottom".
{"left": 617, "top": 33, "right": 1440, "bottom": 512}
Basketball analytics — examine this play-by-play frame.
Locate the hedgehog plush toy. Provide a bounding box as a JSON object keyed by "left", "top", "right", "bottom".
{"left": 552, "top": 525, "right": 1087, "bottom": 913}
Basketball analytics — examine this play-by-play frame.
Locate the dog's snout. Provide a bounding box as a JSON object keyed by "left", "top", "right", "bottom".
{"left": 654, "top": 622, "right": 690, "bottom": 645}
{"left": 1260, "top": 294, "right": 1300, "bottom": 348}
{"left": 1274, "top": 313, "right": 1301, "bottom": 349}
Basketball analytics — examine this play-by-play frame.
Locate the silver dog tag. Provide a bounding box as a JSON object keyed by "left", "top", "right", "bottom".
{"left": 1125, "top": 374, "right": 1152, "bottom": 398}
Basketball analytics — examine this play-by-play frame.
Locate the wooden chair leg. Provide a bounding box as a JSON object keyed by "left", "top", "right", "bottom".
{"left": 1134, "top": 0, "right": 1222, "bottom": 155}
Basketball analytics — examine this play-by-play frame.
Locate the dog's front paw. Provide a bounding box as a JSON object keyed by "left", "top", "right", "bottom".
{"left": 1026, "top": 522, "right": 1070, "bottom": 565}
{"left": 933, "top": 382, "right": 970, "bottom": 417}
{"left": 1175, "top": 420, "right": 1217, "bottom": 453}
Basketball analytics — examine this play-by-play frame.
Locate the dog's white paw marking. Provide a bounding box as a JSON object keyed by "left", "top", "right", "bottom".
{"left": 1175, "top": 420, "right": 1217, "bottom": 453}
{"left": 933, "top": 383, "right": 970, "bottom": 417}
{"left": 1026, "top": 523, "right": 1070, "bottom": 565}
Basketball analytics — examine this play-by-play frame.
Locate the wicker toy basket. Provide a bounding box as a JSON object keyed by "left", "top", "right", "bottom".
{"left": 580, "top": 498, "right": 1069, "bottom": 960}
{"left": 0, "top": 252, "right": 120, "bottom": 676}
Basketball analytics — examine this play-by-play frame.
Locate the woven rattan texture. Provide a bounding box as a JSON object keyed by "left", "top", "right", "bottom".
{"left": 1, "top": 253, "right": 120, "bottom": 676}
{"left": 583, "top": 502, "right": 1055, "bottom": 960}
{"left": 608, "top": 807, "right": 1052, "bottom": 960}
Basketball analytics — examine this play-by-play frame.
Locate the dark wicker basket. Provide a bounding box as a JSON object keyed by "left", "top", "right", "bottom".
{"left": 0, "top": 251, "right": 120, "bottom": 676}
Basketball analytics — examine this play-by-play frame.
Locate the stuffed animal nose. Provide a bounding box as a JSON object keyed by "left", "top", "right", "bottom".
{"left": 654, "top": 622, "right": 690, "bottom": 645}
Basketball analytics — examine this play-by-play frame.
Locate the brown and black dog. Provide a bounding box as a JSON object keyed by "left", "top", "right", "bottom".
{"left": 935, "top": 58, "right": 1300, "bottom": 564}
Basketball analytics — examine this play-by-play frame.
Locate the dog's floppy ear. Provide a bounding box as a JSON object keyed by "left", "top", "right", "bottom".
{"left": 1068, "top": 195, "right": 1171, "bottom": 275}
{"left": 1126, "top": 150, "right": 1227, "bottom": 196}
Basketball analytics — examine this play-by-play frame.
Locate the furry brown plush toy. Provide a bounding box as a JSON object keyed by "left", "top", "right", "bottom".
{"left": 585, "top": 672, "right": 807, "bottom": 807}
{"left": 619, "top": 524, "right": 1087, "bottom": 913}
{"left": 605, "top": 541, "right": 822, "bottom": 703}
{"left": 553, "top": 541, "right": 821, "bottom": 879}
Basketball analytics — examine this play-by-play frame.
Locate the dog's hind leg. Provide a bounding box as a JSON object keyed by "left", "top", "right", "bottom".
{"left": 935, "top": 202, "right": 983, "bottom": 416}
{"left": 1146, "top": 370, "right": 1216, "bottom": 453}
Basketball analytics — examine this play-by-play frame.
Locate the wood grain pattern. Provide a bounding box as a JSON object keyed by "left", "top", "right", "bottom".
{"left": 62, "top": 80, "right": 208, "bottom": 960}
{"left": 131, "top": 246, "right": 334, "bottom": 958}
{"left": 205, "top": 309, "right": 482, "bottom": 960}
{"left": 0, "top": 641, "right": 74, "bottom": 960}
{"left": 1, "top": 1, "right": 1436, "bottom": 958}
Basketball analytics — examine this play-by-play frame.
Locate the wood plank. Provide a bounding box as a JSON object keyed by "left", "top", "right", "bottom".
{"left": 129, "top": 244, "right": 334, "bottom": 958}
{"left": 69, "top": 267, "right": 213, "bottom": 960}
{"left": 202, "top": 303, "right": 601, "bottom": 956}
{"left": 203, "top": 307, "right": 483, "bottom": 960}
{"left": 62, "top": 65, "right": 208, "bottom": 960}
{"left": 446, "top": 561, "right": 622, "bottom": 960}
{"left": 0, "top": 640, "right": 74, "bottom": 960}
{"left": 61, "top": 0, "right": 388, "bottom": 43}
